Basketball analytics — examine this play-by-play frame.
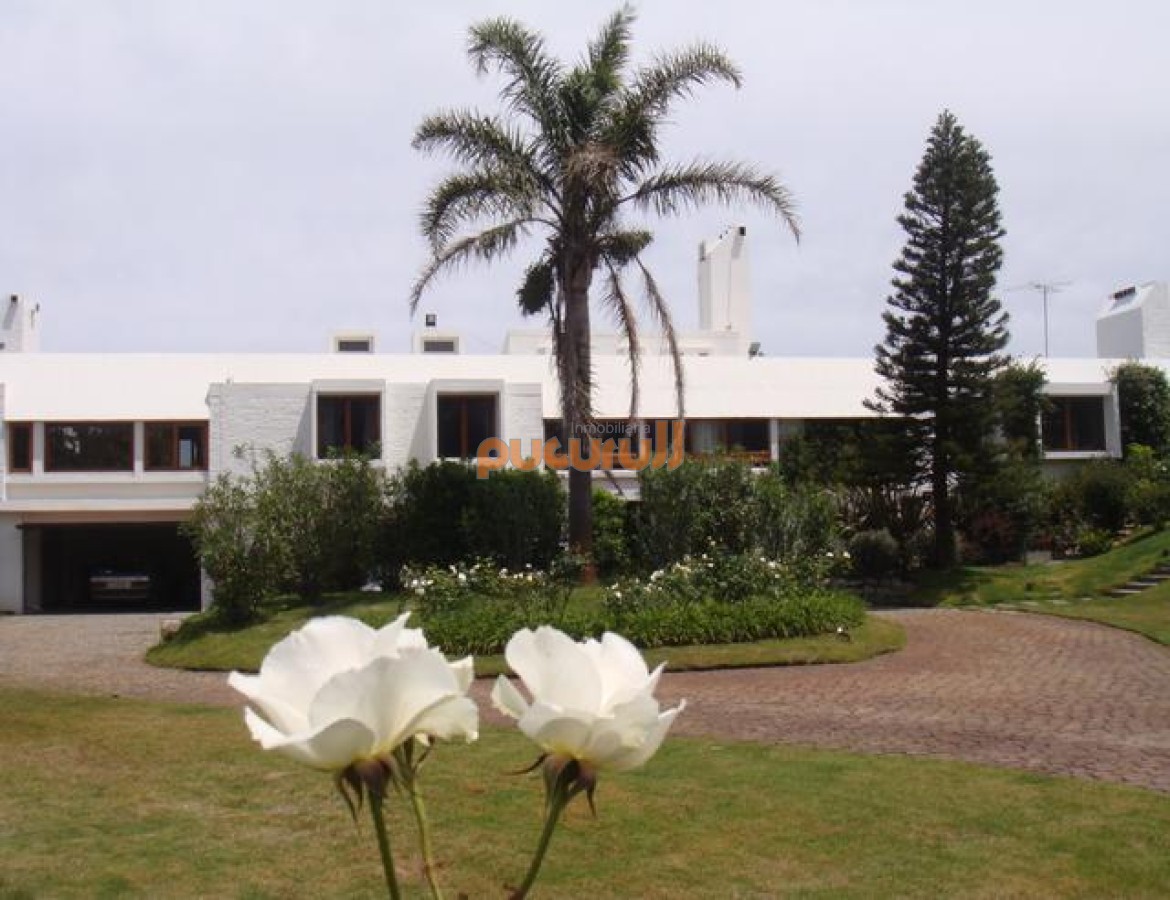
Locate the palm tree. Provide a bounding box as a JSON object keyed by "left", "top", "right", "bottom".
{"left": 412, "top": 6, "right": 799, "bottom": 563}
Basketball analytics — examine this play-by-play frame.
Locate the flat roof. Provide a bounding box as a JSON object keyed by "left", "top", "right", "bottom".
{"left": 0, "top": 353, "right": 1154, "bottom": 421}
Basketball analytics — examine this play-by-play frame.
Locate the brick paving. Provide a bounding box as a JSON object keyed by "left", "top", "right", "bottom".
{"left": 1, "top": 608, "right": 1168, "bottom": 792}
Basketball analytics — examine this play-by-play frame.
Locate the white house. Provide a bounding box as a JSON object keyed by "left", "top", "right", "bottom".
{"left": 0, "top": 233, "right": 1156, "bottom": 614}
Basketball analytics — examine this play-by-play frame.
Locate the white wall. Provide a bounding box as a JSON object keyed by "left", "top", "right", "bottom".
{"left": 0, "top": 515, "right": 23, "bottom": 613}
{"left": 207, "top": 383, "right": 313, "bottom": 476}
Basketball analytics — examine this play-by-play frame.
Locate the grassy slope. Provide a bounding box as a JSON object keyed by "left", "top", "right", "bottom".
{"left": 910, "top": 528, "right": 1170, "bottom": 645}
{"left": 2, "top": 687, "right": 1168, "bottom": 899}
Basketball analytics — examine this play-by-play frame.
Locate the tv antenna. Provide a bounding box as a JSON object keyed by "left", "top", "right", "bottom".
{"left": 1007, "top": 280, "right": 1072, "bottom": 356}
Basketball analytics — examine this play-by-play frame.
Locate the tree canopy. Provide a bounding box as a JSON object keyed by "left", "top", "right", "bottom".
{"left": 869, "top": 110, "right": 1008, "bottom": 567}
{"left": 412, "top": 6, "right": 799, "bottom": 559}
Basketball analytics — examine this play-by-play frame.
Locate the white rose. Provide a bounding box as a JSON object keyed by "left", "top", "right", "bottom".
{"left": 228, "top": 613, "right": 477, "bottom": 772}
{"left": 491, "top": 627, "right": 684, "bottom": 773}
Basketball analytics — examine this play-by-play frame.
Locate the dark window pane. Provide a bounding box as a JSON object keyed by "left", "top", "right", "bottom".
{"left": 317, "top": 395, "right": 380, "bottom": 457}
{"left": 437, "top": 395, "right": 498, "bottom": 459}
{"left": 8, "top": 423, "right": 31, "bottom": 472}
{"left": 46, "top": 423, "right": 133, "bottom": 472}
{"left": 145, "top": 424, "right": 172, "bottom": 469}
{"left": 465, "top": 396, "right": 497, "bottom": 454}
{"left": 726, "top": 419, "right": 770, "bottom": 452}
{"left": 1042, "top": 397, "right": 1106, "bottom": 452}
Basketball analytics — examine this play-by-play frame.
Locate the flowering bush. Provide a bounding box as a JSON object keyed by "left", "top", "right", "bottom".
{"left": 400, "top": 559, "right": 550, "bottom": 613}
{"left": 604, "top": 551, "right": 827, "bottom": 613}
{"left": 600, "top": 551, "right": 864, "bottom": 647}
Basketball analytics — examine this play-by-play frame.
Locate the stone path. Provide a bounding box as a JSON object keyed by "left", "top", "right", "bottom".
{"left": 2, "top": 608, "right": 1168, "bottom": 793}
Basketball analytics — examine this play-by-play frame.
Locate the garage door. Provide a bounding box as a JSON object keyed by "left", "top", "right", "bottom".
{"left": 35, "top": 523, "right": 200, "bottom": 612}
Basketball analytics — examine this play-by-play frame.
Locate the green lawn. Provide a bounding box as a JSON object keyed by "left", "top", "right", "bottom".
{"left": 910, "top": 528, "right": 1170, "bottom": 645}
{"left": 2, "top": 687, "right": 1168, "bottom": 899}
{"left": 147, "top": 593, "right": 904, "bottom": 676}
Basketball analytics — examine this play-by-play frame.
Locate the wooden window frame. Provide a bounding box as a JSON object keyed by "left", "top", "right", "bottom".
{"left": 437, "top": 394, "right": 498, "bottom": 459}
{"left": 6, "top": 422, "right": 32, "bottom": 473}
{"left": 145, "top": 421, "right": 208, "bottom": 471}
{"left": 316, "top": 394, "right": 382, "bottom": 458}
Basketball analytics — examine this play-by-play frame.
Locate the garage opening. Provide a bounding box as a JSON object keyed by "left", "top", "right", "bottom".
{"left": 34, "top": 523, "right": 201, "bottom": 612}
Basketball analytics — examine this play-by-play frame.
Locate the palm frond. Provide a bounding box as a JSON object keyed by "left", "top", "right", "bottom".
{"left": 628, "top": 161, "right": 801, "bottom": 240}
{"left": 413, "top": 111, "right": 540, "bottom": 177}
{"left": 600, "top": 44, "right": 742, "bottom": 178}
{"left": 634, "top": 257, "right": 685, "bottom": 419}
{"left": 600, "top": 258, "right": 641, "bottom": 420}
{"left": 597, "top": 229, "right": 653, "bottom": 267}
{"left": 420, "top": 168, "right": 543, "bottom": 250}
{"left": 467, "top": 17, "right": 564, "bottom": 138}
{"left": 409, "top": 221, "right": 527, "bottom": 312}
{"left": 586, "top": 5, "right": 635, "bottom": 83}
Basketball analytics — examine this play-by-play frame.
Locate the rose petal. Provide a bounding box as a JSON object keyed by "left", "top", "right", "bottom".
{"left": 308, "top": 649, "right": 471, "bottom": 753}
{"left": 506, "top": 627, "right": 602, "bottom": 714}
{"left": 243, "top": 707, "right": 376, "bottom": 771}
{"left": 248, "top": 616, "right": 376, "bottom": 715}
{"left": 518, "top": 701, "right": 596, "bottom": 758}
{"left": 490, "top": 675, "right": 529, "bottom": 721}
{"left": 606, "top": 701, "right": 686, "bottom": 772}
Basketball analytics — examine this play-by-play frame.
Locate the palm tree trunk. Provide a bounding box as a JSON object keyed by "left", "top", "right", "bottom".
{"left": 562, "top": 261, "right": 595, "bottom": 572}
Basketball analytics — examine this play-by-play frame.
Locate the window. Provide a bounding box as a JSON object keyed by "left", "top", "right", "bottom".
{"left": 46, "top": 423, "right": 133, "bottom": 472}
{"left": 686, "top": 419, "right": 771, "bottom": 463}
{"left": 317, "top": 395, "right": 381, "bottom": 457}
{"left": 1043, "top": 397, "right": 1106, "bottom": 453}
{"left": 145, "top": 422, "right": 208, "bottom": 470}
{"left": 438, "top": 394, "right": 497, "bottom": 459}
{"left": 7, "top": 422, "right": 31, "bottom": 472}
{"left": 422, "top": 339, "right": 457, "bottom": 353}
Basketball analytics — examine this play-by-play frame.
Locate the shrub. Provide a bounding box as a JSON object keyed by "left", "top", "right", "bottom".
{"left": 634, "top": 459, "right": 838, "bottom": 570}
{"left": 959, "top": 455, "right": 1049, "bottom": 563}
{"left": 848, "top": 529, "right": 900, "bottom": 580}
{"left": 389, "top": 461, "right": 477, "bottom": 568}
{"left": 251, "top": 451, "right": 385, "bottom": 603}
{"left": 635, "top": 458, "right": 759, "bottom": 565}
{"left": 754, "top": 473, "right": 839, "bottom": 565}
{"left": 839, "top": 482, "right": 931, "bottom": 570}
{"left": 591, "top": 489, "right": 632, "bottom": 577}
{"left": 464, "top": 468, "right": 564, "bottom": 570}
{"left": 1053, "top": 461, "right": 1132, "bottom": 534}
{"left": 1075, "top": 527, "right": 1113, "bottom": 558}
{"left": 182, "top": 474, "right": 278, "bottom": 625}
{"left": 1113, "top": 362, "right": 1170, "bottom": 455}
{"left": 1123, "top": 444, "right": 1170, "bottom": 528}
{"left": 385, "top": 463, "right": 564, "bottom": 574}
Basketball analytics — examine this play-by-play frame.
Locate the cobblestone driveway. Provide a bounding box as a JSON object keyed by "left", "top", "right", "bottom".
{"left": 2, "top": 608, "right": 1168, "bottom": 792}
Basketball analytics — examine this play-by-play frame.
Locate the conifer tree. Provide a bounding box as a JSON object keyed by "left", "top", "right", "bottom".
{"left": 870, "top": 110, "right": 1008, "bottom": 568}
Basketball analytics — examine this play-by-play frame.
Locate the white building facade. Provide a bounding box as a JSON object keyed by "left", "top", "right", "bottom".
{"left": 0, "top": 244, "right": 1158, "bottom": 614}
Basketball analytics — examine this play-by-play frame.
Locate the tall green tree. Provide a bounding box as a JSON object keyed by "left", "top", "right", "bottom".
{"left": 1112, "top": 361, "right": 1170, "bottom": 455}
{"left": 869, "top": 110, "right": 1008, "bottom": 567}
{"left": 411, "top": 6, "right": 798, "bottom": 563}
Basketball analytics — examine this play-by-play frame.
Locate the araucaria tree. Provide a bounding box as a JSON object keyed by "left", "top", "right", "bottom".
{"left": 411, "top": 6, "right": 798, "bottom": 563}
{"left": 869, "top": 110, "right": 1008, "bottom": 568}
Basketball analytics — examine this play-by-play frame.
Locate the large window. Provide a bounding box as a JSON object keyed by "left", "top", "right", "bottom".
{"left": 145, "top": 422, "right": 208, "bottom": 470}
{"left": 1043, "top": 397, "right": 1106, "bottom": 453}
{"left": 317, "top": 394, "right": 381, "bottom": 458}
{"left": 686, "top": 418, "right": 771, "bottom": 464}
{"left": 7, "top": 422, "right": 31, "bottom": 472}
{"left": 46, "top": 423, "right": 133, "bottom": 472}
{"left": 438, "top": 394, "right": 497, "bottom": 459}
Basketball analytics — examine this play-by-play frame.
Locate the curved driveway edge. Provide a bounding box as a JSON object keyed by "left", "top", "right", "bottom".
{"left": 1, "top": 608, "right": 1168, "bottom": 793}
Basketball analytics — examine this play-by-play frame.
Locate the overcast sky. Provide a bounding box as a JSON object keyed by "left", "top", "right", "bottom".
{"left": 1, "top": 0, "right": 1167, "bottom": 359}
